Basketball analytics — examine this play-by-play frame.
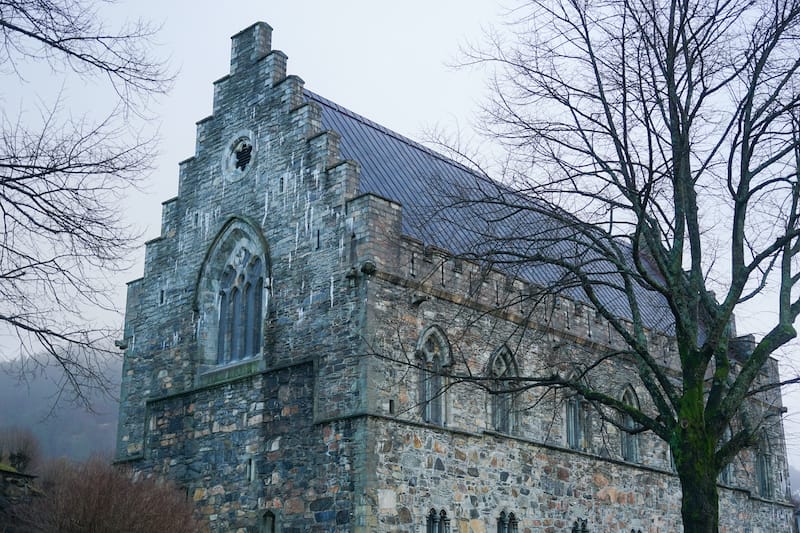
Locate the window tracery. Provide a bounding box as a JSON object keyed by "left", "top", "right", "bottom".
{"left": 416, "top": 326, "right": 451, "bottom": 426}
{"left": 497, "top": 511, "right": 518, "bottom": 533}
{"left": 426, "top": 508, "right": 450, "bottom": 533}
{"left": 571, "top": 518, "right": 589, "bottom": 533}
{"left": 216, "top": 253, "right": 264, "bottom": 364}
{"left": 489, "top": 346, "right": 518, "bottom": 434}
{"left": 620, "top": 387, "right": 640, "bottom": 462}
{"left": 756, "top": 434, "right": 773, "bottom": 498}
{"left": 196, "top": 218, "right": 269, "bottom": 368}
{"left": 222, "top": 132, "right": 256, "bottom": 181}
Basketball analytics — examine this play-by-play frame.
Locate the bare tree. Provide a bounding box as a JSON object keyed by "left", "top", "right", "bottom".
{"left": 0, "top": 1, "right": 171, "bottom": 401}
{"left": 414, "top": 0, "right": 800, "bottom": 531}
{"left": 0, "top": 426, "right": 41, "bottom": 473}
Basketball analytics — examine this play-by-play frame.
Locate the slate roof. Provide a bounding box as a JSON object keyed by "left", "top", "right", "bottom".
{"left": 306, "top": 90, "right": 674, "bottom": 334}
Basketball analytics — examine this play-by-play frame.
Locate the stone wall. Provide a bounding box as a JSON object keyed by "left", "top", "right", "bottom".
{"left": 358, "top": 227, "right": 793, "bottom": 531}
{"left": 363, "top": 417, "right": 791, "bottom": 533}
{"left": 125, "top": 362, "right": 362, "bottom": 532}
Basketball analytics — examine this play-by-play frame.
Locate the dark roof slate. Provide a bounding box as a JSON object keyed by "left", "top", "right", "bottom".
{"left": 306, "top": 90, "right": 674, "bottom": 334}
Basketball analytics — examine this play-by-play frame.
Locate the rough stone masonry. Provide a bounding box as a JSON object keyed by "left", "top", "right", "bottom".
{"left": 114, "top": 22, "right": 794, "bottom": 532}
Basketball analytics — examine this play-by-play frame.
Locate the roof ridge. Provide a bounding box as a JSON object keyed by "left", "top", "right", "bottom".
{"left": 303, "top": 89, "right": 479, "bottom": 177}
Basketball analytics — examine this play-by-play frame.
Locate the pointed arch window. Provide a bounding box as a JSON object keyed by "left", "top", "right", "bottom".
{"left": 718, "top": 426, "right": 734, "bottom": 485}
{"left": 216, "top": 253, "right": 263, "bottom": 364}
{"left": 566, "top": 396, "right": 591, "bottom": 451}
{"left": 244, "top": 258, "right": 264, "bottom": 357}
{"left": 756, "top": 434, "right": 773, "bottom": 498}
{"left": 571, "top": 519, "right": 589, "bottom": 533}
{"left": 426, "top": 508, "right": 450, "bottom": 533}
{"left": 196, "top": 218, "right": 269, "bottom": 368}
{"left": 497, "top": 511, "right": 518, "bottom": 533}
{"left": 489, "top": 346, "right": 518, "bottom": 434}
{"left": 416, "top": 327, "right": 451, "bottom": 426}
{"left": 620, "top": 387, "right": 640, "bottom": 463}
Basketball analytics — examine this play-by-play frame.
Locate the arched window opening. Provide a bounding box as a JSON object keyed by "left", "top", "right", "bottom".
{"left": 244, "top": 282, "right": 255, "bottom": 355}
{"left": 571, "top": 518, "right": 589, "bottom": 533}
{"left": 566, "top": 396, "right": 591, "bottom": 451}
{"left": 217, "top": 294, "right": 229, "bottom": 364}
{"left": 230, "top": 285, "right": 243, "bottom": 360}
{"left": 426, "top": 508, "right": 450, "bottom": 533}
{"left": 260, "top": 510, "right": 275, "bottom": 533}
{"left": 417, "top": 327, "right": 451, "bottom": 426}
{"left": 489, "top": 346, "right": 518, "bottom": 434}
{"left": 756, "top": 434, "right": 773, "bottom": 498}
{"left": 719, "top": 426, "right": 734, "bottom": 485}
{"left": 244, "top": 258, "right": 264, "bottom": 357}
{"left": 620, "top": 387, "right": 640, "bottom": 462}
{"left": 196, "top": 218, "right": 270, "bottom": 368}
{"left": 497, "top": 511, "right": 519, "bottom": 533}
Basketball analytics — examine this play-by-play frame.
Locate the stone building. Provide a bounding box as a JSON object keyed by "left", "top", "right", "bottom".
{"left": 114, "top": 22, "right": 795, "bottom": 532}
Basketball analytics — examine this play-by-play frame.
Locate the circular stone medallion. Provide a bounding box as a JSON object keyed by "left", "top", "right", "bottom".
{"left": 222, "top": 132, "right": 255, "bottom": 181}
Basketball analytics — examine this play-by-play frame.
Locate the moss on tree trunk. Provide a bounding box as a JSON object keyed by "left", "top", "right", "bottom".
{"left": 677, "top": 464, "right": 720, "bottom": 533}
{"left": 674, "top": 395, "right": 721, "bottom": 533}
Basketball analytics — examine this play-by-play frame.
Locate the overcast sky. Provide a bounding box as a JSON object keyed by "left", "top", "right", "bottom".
{"left": 6, "top": 0, "right": 800, "bottom": 473}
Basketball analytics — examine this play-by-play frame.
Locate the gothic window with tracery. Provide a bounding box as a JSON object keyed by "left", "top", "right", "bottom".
{"left": 571, "top": 518, "right": 589, "bottom": 533}
{"left": 756, "top": 434, "right": 773, "bottom": 498}
{"left": 216, "top": 253, "right": 264, "bottom": 364}
{"left": 417, "top": 327, "right": 451, "bottom": 426}
{"left": 489, "top": 346, "right": 518, "bottom": 434}
{"left": 196, "top": 218, "right": 269, "bottom": 368}
{"left": 620, "top": 387, "right": 640, "bottom": 462}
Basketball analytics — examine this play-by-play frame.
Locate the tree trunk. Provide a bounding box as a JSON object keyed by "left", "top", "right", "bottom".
{"left": 674, "top": 419, "right": 720, "bottom": 533}
{"left": 670, "top": 386, "right": 719, "bottom": 533}
{"left": 677, "top": 467, "right": 719, "bottom": 533}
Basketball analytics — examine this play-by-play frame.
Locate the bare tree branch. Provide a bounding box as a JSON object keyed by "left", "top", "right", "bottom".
{"left": 0, "top": 0, "right": 171, "bottom": 403}
{"left": 421, "top": 0, "right": 800, "bottom": 530}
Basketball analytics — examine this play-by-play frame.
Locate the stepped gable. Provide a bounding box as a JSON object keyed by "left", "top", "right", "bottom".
{"left": 306, "top": 90, "right": 673, "bottom": 333}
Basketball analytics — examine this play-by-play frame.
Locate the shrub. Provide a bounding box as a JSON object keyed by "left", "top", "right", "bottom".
{"left": 13, "top": 458, "right": 203, "bottom": 533}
